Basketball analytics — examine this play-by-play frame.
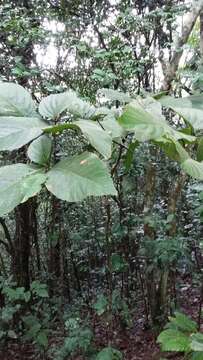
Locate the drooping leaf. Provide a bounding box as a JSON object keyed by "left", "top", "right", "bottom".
{"left": 0, "top": 82, "right": 36, "bottom": 117}
{"left": 46, "top": 152, "right": 117, "bottom": 202}
{"left": 39, "top": 90, "right": 95, "bottom": 119}
{"left": 157, "top": 329, "right": 191, "bottom": 352}
{"left": 100, "top": 117, "right": 124, "bottom": 140}
{"left": 0, "top": 116, "right": 47, "bottom": 151}
{"left": 27, "top": 135, "right": 52, "bottom": 165}
{"left": 74, "top": 120, "right": 112, "bottom": 158}
{"left": 0, "top": 164, "right": 46, "bottom": 216}
{"left": 96, "top": 347, "right": 123, "bottom": 360}
{"left": 119, "top": 98, "right": 195, "bottom": 142}
{"left": 159, "top": 95, "right": 203, "bottom": 130}
{"left": 174, "top": 142, "right": 203, "bottom": 180}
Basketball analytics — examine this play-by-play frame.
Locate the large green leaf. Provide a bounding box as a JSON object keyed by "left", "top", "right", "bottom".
{"left": 74, "top": 120, "right": 112, "bottom": 158}
{"left": 27, "top": 135, "right": 52, "bottom": 165}
{"left": 39, "top": 90, "right": 95, "bottom": 119}
{"left": 0, "top": 164, "right": 46, "bottom": 216}
{"left": 157, "top": 329, "right": 191, "bottom": 352}
{"left": 46, "top": 152, "right": 117, "bottom": 202}
{"left": 174, "top": 142, "right": 203, "bottom": 180}
{"left": 119, "top": 98, "right": 195, "bottom": 142}
{"left": 0, "top": 82, "right": 36, "bottom": 117}
{"left": 159, "top": 95, "right": 203, "bottom": 130}
{"left": 167, "top": 312, "right": 197, "bottom": 333}
{"left": 100, "top": 117, "right": 124, "bottom": 140}
{"left": 0, "top": 117, "right": 47, "bottom": 151}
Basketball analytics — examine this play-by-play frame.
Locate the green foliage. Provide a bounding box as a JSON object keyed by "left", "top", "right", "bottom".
{"left": 158, "top": 329, "right": 191, "bottom": 352}
{"left": 159, "top": 95, "right": 203, "bottom": 131}
{"left": 157, "top": 312, "right": 203, "bottom": 359}
{"left": 0, "top": 82, "right": 117, "bottom": 215}
{"left": 0, "top": 278, "right": 49, "bottom": 350}
{"left": 56, "top": 317, "right": 93, "bottom": 359}
{"left": 96, "top": 347, "right": 123, "bottom": 360}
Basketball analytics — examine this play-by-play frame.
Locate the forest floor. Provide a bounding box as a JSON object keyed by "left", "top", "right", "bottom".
{"left": 0, "top": 278, "right": 201, "bottom": 360}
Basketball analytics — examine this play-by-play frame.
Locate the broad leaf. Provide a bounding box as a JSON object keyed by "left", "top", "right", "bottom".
{"left": 0, "top": 117, "right": 47, "bottom": 151}
{"left": 75, "top": 120, "right": 112, "bottom": 158}
{"left": 167, "top": 312, "right": 197, "bottom": 333}
{"left": 159, "top": 95, "right": 203, "bottom": 130}
{"left": 0, "top": 82, "right": 36, "bottom": 117}
{"left": 46, "top": 152, "right": 117, "bottom": 202}
{"left": 157, "top": 329, "right": 191, "bottom": 352}
{"left": 174, "top": 142, "right": 203, "bottom": 180}
{"left": 0, "top": 164, "right": 46, "bottom": 215}
{"left": 100, "top": 117, "right": 124, "bottom": 140}
{"left": 39, "top": 90, "right": 95, "bottom": 119}
{"left": 119, "top": 98, "right": 195, "bottom": 142}
{"left": 27, "top": 135, "right": 52, "bottom": 165}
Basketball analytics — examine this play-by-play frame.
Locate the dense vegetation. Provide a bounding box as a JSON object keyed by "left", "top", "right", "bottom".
{"left": 0, "top": 0, "right": 203, "bottom": 359}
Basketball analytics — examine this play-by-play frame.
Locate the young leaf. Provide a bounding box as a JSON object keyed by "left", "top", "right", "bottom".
{"left": 46, "top": 152, "right": 117, "bottom": 202}
{"left": 27, "top": 135, "right": 52, "bottom": 165}
{"left": 0, "top": 164, "right": 46, "bottom": 215}
{"left": 0, "top": 82, "right": 37, "bottom": 117}
{"left": 0, "top": 116, "right": 47, "bottom": 151}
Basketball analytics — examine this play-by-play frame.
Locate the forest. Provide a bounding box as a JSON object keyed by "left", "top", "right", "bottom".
{"left": 1, "top": 0, "right": 203, "bottom": 359}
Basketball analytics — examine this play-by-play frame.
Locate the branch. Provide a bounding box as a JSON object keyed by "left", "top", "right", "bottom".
{"left": 160, "top": 0, "right": 203, "bottom": 91}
